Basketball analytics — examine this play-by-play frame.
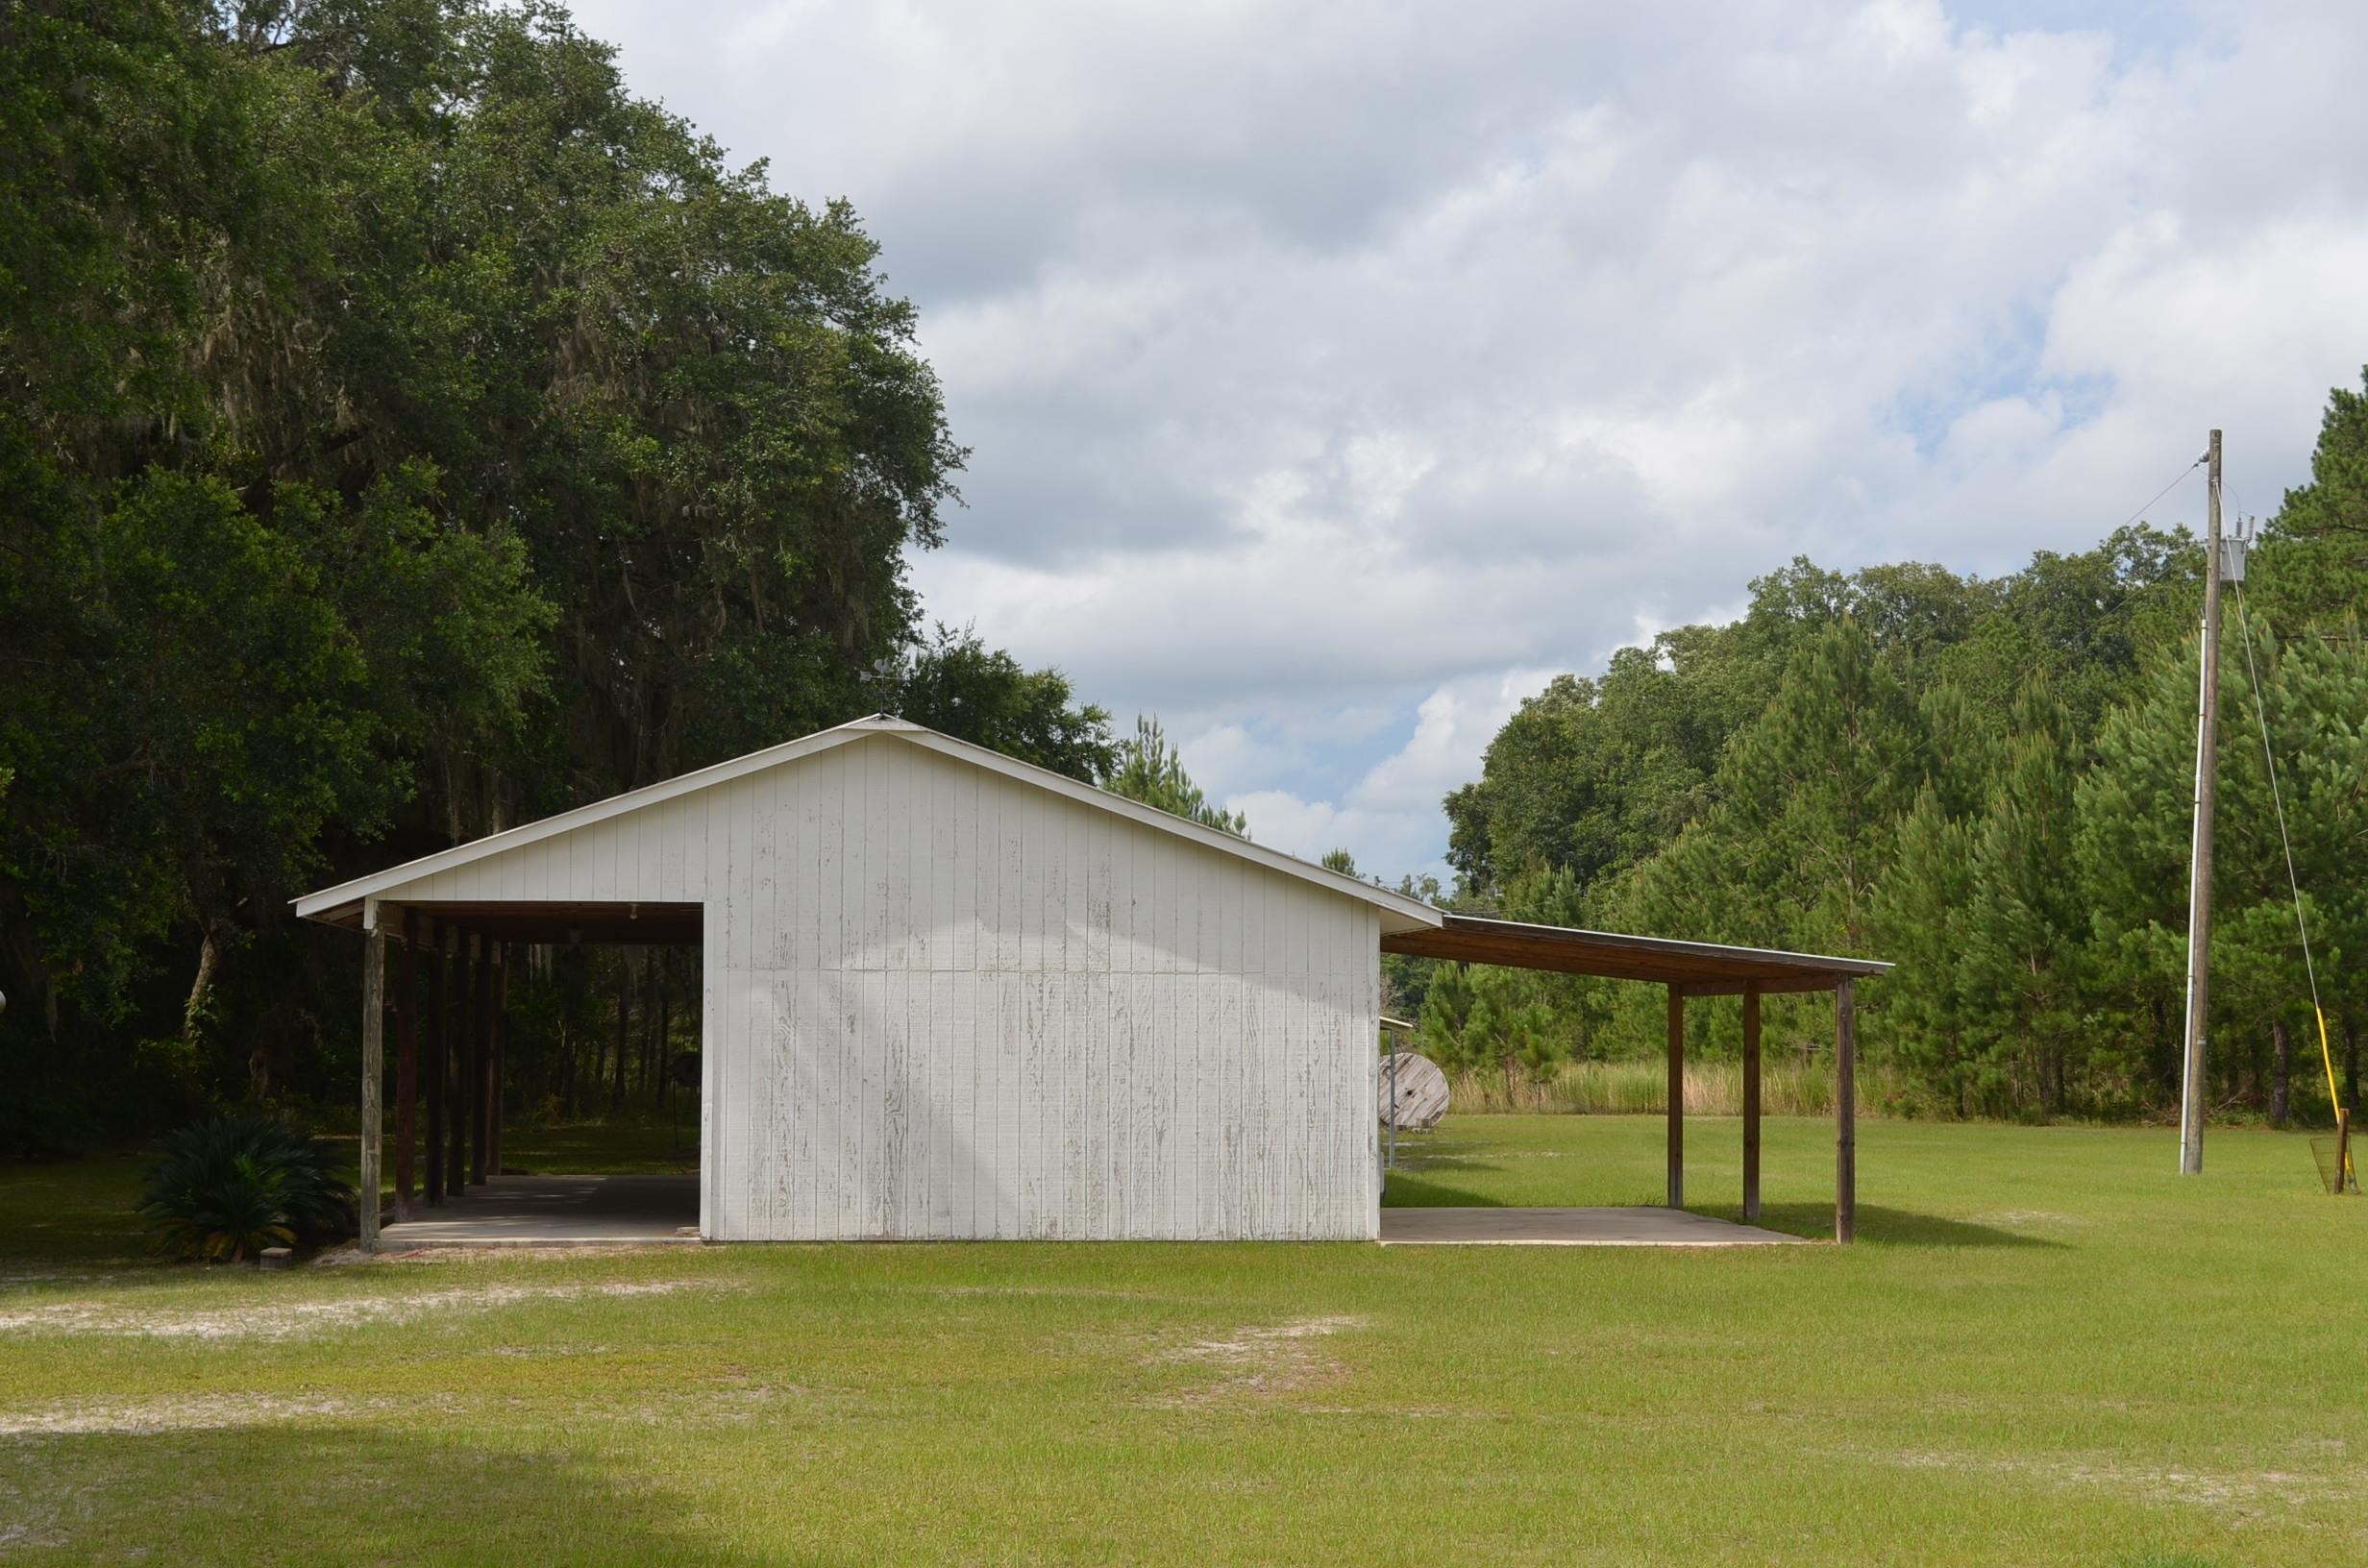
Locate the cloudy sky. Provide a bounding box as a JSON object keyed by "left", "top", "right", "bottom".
{"left": 574, "top": 0, "right": 2368, "bottom": 881}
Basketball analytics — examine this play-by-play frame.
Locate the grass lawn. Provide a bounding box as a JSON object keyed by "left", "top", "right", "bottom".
{"left": 2, "top": 1114, "right": 2363, "bottom": 1565}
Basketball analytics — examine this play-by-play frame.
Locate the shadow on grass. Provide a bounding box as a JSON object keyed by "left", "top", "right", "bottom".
{"left": 0, "top": 1160, "right": 157, "bottom": 1271}
{"left": 1384, "top": 1180, "right": 2061, "bottom": 1249}
{"left": 1710, "top": 1201, "right": 2064, "bottom": 1248}
{"left": 1379, "top": 1171, "right": 1510, "bottom": 1208}
{"left": 4, "top": 1423, "right": 751, "bottom": 1566}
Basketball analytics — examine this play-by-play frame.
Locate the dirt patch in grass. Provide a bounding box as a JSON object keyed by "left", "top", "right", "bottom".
{"left": 0, "top": 1278, "right": 728, "bottom": 1342}
{"left": 925, "top": 1284, "right": 1174, "bottom": 1302}
{"left": 1964, "top": 1210, "right": 2091, "bottom": 1230}
{"left": 1887, "top": 1448, "right": 2362, "bottom": 1523}
{"left": 0, "top": 1393, "right": 359, "bottom": 1437}
{"left": 1147, "top": 1315, "right": 1368, "bottom": 1407}
{"left": 324, "top": 1243, "right": 697, "bottom": 1265}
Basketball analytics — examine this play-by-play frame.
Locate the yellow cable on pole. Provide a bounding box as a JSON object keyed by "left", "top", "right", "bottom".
{"left": 2317, "top": 1007, "right": 2340, "bottom": 1117}
{"left": 2323, "top": 1008, "right": 2356, "bottom": 1189}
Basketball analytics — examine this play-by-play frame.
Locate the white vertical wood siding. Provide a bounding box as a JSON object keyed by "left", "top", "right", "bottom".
{"left": 380, "top": 734, "right": 1382, "bottom": 1239}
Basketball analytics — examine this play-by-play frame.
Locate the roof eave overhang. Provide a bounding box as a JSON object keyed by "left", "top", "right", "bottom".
{"left": 1379, "top": 913, "right": 1888, "bottom": 992}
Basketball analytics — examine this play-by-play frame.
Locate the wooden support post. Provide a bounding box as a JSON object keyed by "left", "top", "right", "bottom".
{"left": 1836, "top": 978, "right": 1857, "bottom": 1244}
{"left": 1742, "top": 981, "right": 1763, "bottom": 1224}
{"left": 654, "top": 981, "right": 672, "bottom": 1110}
{"left": 1665, "top": 985, "right": 1685, "bottom": 1210}
{"left": 359, "top": 918, "right": 384, "bottom": 1252}
{"left": 612, "top": 957, "right": 631, "bottom": 1113}
{"left": 394, "top": 910, "right": 418, "bottom": 1223}
{"left": 470, "top": 936, "right": 492, "bottom": 1187}
{"left": 425, "top": 920, "right": 446, "bottom": 1206}
{"left": 443, "top": 927, "right": 467, "bottom": 1197}
{"left": 486, "top": 944, "right": 507, "bottom": 1180}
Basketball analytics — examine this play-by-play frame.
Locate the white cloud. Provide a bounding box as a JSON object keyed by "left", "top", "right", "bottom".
{"left": 571, "top": 0, "right": 2368, "bottom": 879}
{"left": 1223, "top": 669, "right": 1556, "bottom": 877}
{"left": 1347, "top": 673, "right": 1557, "bottom": 819}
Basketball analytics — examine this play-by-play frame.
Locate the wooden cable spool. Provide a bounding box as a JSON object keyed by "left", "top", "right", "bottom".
{"left": 1378, "top": 1051, "right": 1449, "bottom": 1132}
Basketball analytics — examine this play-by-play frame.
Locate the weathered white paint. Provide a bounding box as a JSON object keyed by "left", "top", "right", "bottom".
{"left": 338, "top": 729, "right": 1389, "bottom": 1240}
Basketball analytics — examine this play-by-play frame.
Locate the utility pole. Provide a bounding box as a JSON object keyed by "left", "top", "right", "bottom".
{"left": 2179, "top": 429, "right": 2223, "bottom": 1175}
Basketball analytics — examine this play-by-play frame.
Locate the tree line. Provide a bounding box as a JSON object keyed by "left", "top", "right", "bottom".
{"left": 11, "top": 5, "right": 2366, "bottom": 1152}
{"left": 0, "top": 1, "right": 1194, "bottom": 1155}
{"left": 1415, "top": 377, "right": 2368, "bottom": 1124}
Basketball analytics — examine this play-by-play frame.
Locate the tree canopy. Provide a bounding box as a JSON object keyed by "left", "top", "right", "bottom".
{"left": 0, "top": 0, "right": 1098, "bottom": 1150}
{"left": 10, "top": 1, "right": 2367, "bottom": 1144}
{"left": 1429, "top": 377, "right": 2368, "bottom": 1123}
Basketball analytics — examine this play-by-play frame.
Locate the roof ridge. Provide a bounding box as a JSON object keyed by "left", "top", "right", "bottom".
{"left": 295, "top": 715, "right": 1443, "bottom": 935}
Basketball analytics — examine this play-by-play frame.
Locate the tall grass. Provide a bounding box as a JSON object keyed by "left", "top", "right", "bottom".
{"left": 1443, "top": 1056, "right": 1907, "bottom": 1116}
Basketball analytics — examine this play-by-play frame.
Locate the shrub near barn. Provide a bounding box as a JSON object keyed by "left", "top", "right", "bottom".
{"left": 136, "top": 1117, "right": 357, "bottom": 1262}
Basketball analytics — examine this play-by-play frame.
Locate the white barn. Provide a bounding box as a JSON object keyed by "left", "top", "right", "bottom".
{"left": 299, "top": 715, "right": 1443, "bottom": 1244}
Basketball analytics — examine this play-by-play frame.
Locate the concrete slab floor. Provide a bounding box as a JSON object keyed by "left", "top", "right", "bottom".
{"left": 377, "top": 1186, "right": 1803, "bottom": 1249}
{"left": 377, "top": 1174, "right": 700, "bottom": 1249}
{"left": 1378, "top": 1205, "right": 1809, "bottom": 1247}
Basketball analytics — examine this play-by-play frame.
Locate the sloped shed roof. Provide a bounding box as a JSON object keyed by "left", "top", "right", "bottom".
{"left": 1382, "top": 915, "right": 1889, "bottom": 995}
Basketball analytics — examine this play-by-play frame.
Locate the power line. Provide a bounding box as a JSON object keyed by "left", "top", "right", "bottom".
{"left": 2115, "top": 453, "right": 2206, "bottom": 534}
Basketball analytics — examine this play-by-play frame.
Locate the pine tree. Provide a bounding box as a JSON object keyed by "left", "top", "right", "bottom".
{"left": 1960, "top": 674, "right": 2085, "bottom": 1114}
{"left": 1620, "top": 618, "right": 1925, "bottom": 957}
{"left": 1102, "top": 717, "right": 1247, "bottom": 836}
{"left": 2254, "top": 370, "right": 2368, "bottom": 632}
{"left": 1872, "top": 787, "right": 1978, "bottom": 1112}
{"left": 2073, "top": 623, "right": 2350, "bottom": 1115}
{"left": 1415, "top": 963, "right": 1477, "bottom": 1071}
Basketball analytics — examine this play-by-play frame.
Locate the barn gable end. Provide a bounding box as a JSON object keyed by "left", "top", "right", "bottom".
{"left": 329, "top": 723, "right": 1394, "bottom": 1241}
{"left": 701, "top": 736, "right": 1381, "bottom": 1240}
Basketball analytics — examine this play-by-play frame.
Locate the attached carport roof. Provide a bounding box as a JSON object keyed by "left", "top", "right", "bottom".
{"left": 1380, "top": 913, "right": 1888, "bottom": 995}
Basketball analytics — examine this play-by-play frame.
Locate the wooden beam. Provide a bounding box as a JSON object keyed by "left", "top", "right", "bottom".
{"left": 1383, "top": 933, "right": 1775, "bottom": 987}
{"left": 1678, "top": 973, "right": 1862, "bottom": 997}
{"left": 443, "top": 926, "right": 467, "bottom": 1198}
{"left": 1836, "top": 977, "right": 1857, "bottom": 1244}
{"left": 1742, "top": 981, "right": 1763, "bottom": 1224}
{"left": 298, "top": 896, "right": 705, "bottom": 943}
{"left": 366, "top": 900, "right": 703, "bottom": 945}
{"left": 359, "top": 919, "right": 383, "bottom": 1252}
{"left": 469, "top": 936, "right": 491, "bottom": 1187}
{"left": 1666, "top": 985, "right": 1685, "bottom": 1210}
{"left": 611, "top": 956, "right": 631, "bottom": 1114}
{"left": 394, "top": 910, "right": 418, "bottom": 1223}
{"left": 425, "top": 919, "right": 446, "bottom": 1206}
{"left": 486, "top": 944, "right": 507, "bottom": 1180}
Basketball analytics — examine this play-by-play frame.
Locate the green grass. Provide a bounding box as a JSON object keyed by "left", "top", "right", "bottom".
{"left": 3, "top": 1115, "right": 2364, "bottom": 1564}
{"left": 499, "top": 1113, "right": 704, "bottom": 1176}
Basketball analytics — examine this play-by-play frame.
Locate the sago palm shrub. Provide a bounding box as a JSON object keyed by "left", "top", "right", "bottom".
{"left": 137, "top": 1116, "right": 357, "bottom": 1262}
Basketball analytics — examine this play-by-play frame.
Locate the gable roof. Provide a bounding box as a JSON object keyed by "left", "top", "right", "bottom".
{"left": 294, "top": 715, "right": 1443, "bottom": 935}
